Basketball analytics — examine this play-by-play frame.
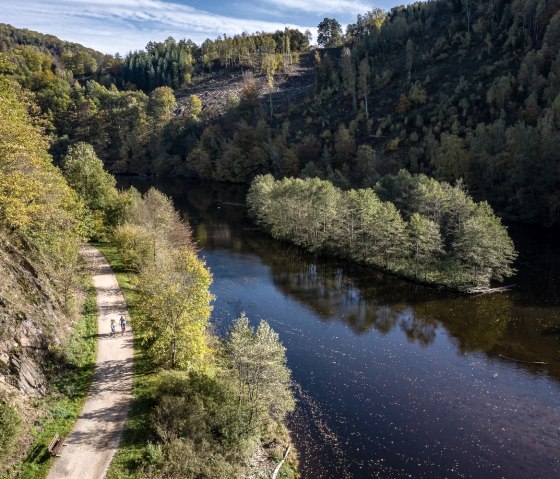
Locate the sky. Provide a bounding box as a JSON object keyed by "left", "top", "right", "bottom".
{"left": 0, "top": 0, "right": 390, "bottom": 55}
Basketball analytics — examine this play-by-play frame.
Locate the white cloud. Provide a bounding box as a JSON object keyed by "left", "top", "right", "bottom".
{"left": 261, "top": 0, "right": 371, "bottom": 16}
{"left": 0, "top": 0, "right": 315, "bottom": 54}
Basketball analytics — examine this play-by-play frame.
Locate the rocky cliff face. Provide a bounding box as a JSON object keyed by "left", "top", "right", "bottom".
{"left": 0, "top": 237, "right": 64, "bottom": 399}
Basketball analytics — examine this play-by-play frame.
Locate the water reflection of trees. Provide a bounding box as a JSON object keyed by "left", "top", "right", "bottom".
{"left": 127, "top": 178, "right": 560, "bottom": 381}
{"left": 259, "top": 243, "right": 441, "bottom": 340}
{"left": 248, "top": 238, "right": 560, "bottom": 379}
{"left": 399, "top": 310, "right": 437, "bottom": 346}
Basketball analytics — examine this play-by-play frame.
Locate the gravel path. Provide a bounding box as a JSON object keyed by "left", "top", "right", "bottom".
{"left": 47, "top": 245, "right": 133, "bottom": 479}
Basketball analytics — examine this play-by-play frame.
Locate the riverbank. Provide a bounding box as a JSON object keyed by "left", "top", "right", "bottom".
{"left": 112, "top": 177, "right": 560, "bottom": 479}
{"left": 97, "top": 242, "right": 299, "bottom": 479}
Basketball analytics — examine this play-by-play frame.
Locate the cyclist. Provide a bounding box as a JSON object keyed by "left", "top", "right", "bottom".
{"left": 119, "top": 315, "right": 126, "bottom": 335}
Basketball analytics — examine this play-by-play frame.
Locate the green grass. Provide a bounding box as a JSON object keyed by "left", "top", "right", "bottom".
{"left": 16, "top": 277, "right": 98, "bottom": 479}
{"left": 93, "top": 243, "right": 158, "bottom": 479}
{"left": 0, "top": 402, "right": 22, "bottom": 471}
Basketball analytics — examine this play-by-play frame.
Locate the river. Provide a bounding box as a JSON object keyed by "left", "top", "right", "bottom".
{"left": 120, "top": 178, "right": 560, "bottom": 479}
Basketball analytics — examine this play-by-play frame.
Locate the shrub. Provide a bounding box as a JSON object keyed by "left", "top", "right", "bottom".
{"left": 144, "top": 438, "right": 237, "bottom": 479}
{"left": 145, "top": 442, "right": 163, "bottom": 465}
{"left": 113, "top": 223, "right": 155, "bottom": 271}
{"left": 152, "top": 370, "right": 252, "bottom": 452}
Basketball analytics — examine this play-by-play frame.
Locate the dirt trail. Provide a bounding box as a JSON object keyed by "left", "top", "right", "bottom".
{"left": 47, "top": 245, "right": 133, "bottom": 479}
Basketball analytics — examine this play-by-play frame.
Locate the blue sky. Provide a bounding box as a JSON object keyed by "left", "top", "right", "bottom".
{"left": 0, "top": 0, "right": 391, "bottom": 54}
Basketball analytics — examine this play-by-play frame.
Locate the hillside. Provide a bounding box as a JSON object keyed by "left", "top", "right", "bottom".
{"left": 1, "top": 0, "right": 559, "bottom": 228}
{"left": 285, "top": 1, "right": 560, "bottom": 226}
{"left": 176, "top": 0, "right": 560, "bottom": 226}
{"left": 0, "top": 237, "right": 60, "bottom": 398}
{"left": 0, "top": 23, "right": 122, "bottom": 85}
{"left": 175, "top": 53, "right": 314, "bottom": 118}
{"left": 0, "top": 75, "right": 95, "bottom": 476}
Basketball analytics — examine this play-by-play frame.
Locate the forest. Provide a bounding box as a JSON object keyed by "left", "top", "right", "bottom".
{"left": 1, "top": 0, "right": 559, "bottom": 227}
{"left": 1, "top": 2, "right": 559, "bottom": 476}
{"left": 247, "top": 173, "right": 516, "bottom": 289}
{"left": 2, "top": 0, "right": 560, "bottom": 475}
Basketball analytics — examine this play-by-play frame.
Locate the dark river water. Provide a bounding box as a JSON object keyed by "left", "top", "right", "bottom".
{"left": 121, "top": 178, "right": 560, "bottom": 479}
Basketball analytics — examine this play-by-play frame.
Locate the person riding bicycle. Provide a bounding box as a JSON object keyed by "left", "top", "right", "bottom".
{"left": 119, "top": 315, "right": 126, "bottom": 335}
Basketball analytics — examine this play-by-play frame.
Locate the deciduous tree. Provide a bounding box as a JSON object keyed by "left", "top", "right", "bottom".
{"left": 226, "top": 314, "right": 294, "bottom": 433}
{"left": 138, "top": 249, "right": 213, "bottom": 369}
{"left": 407, "top": 213, "right": 443, "bottom": 280}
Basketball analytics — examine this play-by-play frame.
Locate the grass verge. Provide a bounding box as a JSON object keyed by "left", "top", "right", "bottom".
{"left": 93, "top": 242, "right": 156, "bottom": 479}
{"left": 16, "top": 276, "right": 97, "bottom": 479}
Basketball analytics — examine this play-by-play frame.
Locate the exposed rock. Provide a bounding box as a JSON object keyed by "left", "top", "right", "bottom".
{"left": 0, "top": 235, "right": 66, "bottom": 399}
{"left": 10, "top": 355, "right": 46, "bottom": 396}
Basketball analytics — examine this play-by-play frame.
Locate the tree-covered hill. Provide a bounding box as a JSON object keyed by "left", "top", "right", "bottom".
{"left": 2, "top": 0, "right": 560, "bottom": 228}
{"left": 0, "top": 24, "right": 314, "bottom": 172}
{"left": 179, "top": 0, "right": 560, "bottom": 226}
{"left": 299, "top": 0, "right": 560, "bottom": 226}
{"left": 0, "top": 23, "right": 123, "bottom": 85}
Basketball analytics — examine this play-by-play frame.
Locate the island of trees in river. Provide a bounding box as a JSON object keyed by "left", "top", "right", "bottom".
{"left": 248, "top": 173, "right": 516, "bottom": 290}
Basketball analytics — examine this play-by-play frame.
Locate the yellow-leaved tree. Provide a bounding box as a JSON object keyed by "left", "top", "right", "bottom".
{"left": 0, "top": 76, "right": 82, "bottom": 244}
{"left": 137, "top": 248, "right": 213, "bottom": 369}
{"left": 113, "top": 187, "right": 192, "bottom": 271}
{"left": 0, "top": 75, "right": 85, "bottom": 313}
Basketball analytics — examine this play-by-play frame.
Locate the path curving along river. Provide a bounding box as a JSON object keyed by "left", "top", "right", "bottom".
{"left": 121, "top": 178, "right": 560, "bottom": 479}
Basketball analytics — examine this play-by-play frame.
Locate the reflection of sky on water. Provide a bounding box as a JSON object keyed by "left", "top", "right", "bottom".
{"left": 203, "top": 248, "right": 560, "bottom": 479}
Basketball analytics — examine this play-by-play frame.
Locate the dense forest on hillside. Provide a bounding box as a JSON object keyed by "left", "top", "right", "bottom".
{"left": 1, "top": 0, "right": 560, "bottom": 230}
{"left": 0, "top": 74, "right": 93, "bottom": 475}
{"left": 183, "top": 0, "right": 560, "bottom": 227}
{"left": 0, "top": 24, "right": 123, "bottom": 86}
